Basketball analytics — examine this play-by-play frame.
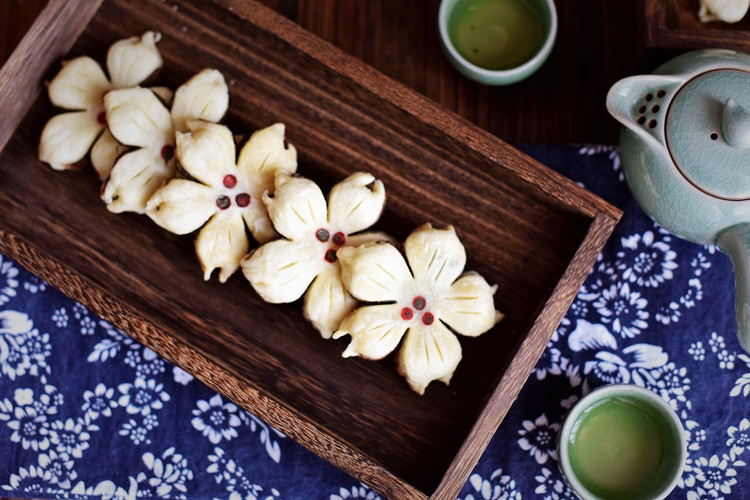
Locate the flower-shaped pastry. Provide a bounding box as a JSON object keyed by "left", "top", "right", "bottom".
{"left": 39, "top": 31, "right": 163, "bottom": 178}
{"left": 333, "top": 224, "right": 503, "bottom": 394}
{"left": 146, "top": 120, "right": 297, "bottom": 283}
{"left": 241, "top": 171, "right": 389, "bottom": 339}
{"left": 102, "top": 68, "right": 229, "bottom": 214}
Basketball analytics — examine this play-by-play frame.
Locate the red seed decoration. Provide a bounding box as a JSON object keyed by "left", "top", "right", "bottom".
{"left": 401, "top": 307, "right": 414, "bottom": 320}
{"left": 316, "top": 228, "right": 330, "bottom": 242}
{"left": 161, "top": 145, "right": 175, "bottom": 162}
{"left": 422, "top": 312, "right": 435, "bottom": 326}
{"left": 235, "top": 193, "right": 251, "bottom": 207}
{"left": 223, "top": 174, "right": 237, "bottom": 188}
{"left": 332, "top": 232, "right": 346, "bottom": 246}
{"left": 216, "top": 195, "right": 231, "bottom": 210}
{"left": 97, "top": 111, "right": 107, "bottom": 125}
{"left": 413, "top": 296, "right": 426, "bottom": 310}
{"left": 324, "top": 249, "right": 337, "bottom": 263}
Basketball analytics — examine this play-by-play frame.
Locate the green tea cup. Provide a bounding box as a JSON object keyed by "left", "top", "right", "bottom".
{"left": 558, "top": 384, "right": 687, "bottom": 500}
{"left": 438, "top": 0, "right": 557, "bottom": 85}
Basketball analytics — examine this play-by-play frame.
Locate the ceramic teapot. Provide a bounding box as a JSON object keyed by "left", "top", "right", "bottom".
{"left": 606, "top": 49, "right": 750, "bottom": 353}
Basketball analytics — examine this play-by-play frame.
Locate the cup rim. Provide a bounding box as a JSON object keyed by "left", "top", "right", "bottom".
{"left": 437, "top": 0, "right": 558, "bottom": 83}
{"left": 557, "top": 384, "right": 687, "bottom": 500}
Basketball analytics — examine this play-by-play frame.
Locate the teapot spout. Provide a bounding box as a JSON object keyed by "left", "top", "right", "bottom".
{"left": 606, "top": 75, "right": 685, "bottom": 147}
{"left": 717, "top": 224, "right": 750, "bottom": 353}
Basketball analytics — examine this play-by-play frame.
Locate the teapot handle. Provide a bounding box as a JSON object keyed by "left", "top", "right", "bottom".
{"left": 717, "top": 224, "right": 750, "bottom": 353}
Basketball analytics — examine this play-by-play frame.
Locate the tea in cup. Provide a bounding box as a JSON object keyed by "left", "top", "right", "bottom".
{"left": 558, "top": 384, "right": 686, "bottom": 500}
{"left": 438, "top": 0, "right": 557, "bottom": 85}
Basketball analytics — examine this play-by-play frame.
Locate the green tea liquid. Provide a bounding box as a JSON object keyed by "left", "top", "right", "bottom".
{"left": 567, "top": 398, "right": 668, "bottom": 498}
{"left": 448, "top": 0, "right": 545, "bottom": 70}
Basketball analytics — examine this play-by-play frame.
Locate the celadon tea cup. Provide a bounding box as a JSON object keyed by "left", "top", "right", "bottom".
{"left": 438, "top": 0, "right": 557, "bottom": 85}
{"left": 558, "top": 384, "right": 686, "bottom": 500}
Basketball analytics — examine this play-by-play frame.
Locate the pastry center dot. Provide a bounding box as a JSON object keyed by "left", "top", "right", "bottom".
{"left": 223, "top": 174, "right": 237, "bottom": 188}
{"left": 216, "top": 195, "right": 231, "bottom": 209}
{"left": 317, "top": 229, "right": 347, "bottom": 263}
{"left": 161, "top": 144, "right": 174, "bottom": 162}
{"left": 235, "top": 193, "right": 251, "bottom": 207}
{"left": 324, "top": 249, "right": 337, "bottom": 263}
{"left": 400, "top": 296, "right": 435, "bottom": 325}
{"left": 332, "top": 231, "right": 346, "bottom": 245}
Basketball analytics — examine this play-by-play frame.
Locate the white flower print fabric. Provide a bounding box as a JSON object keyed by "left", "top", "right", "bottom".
{"left": 1, "top": 145, "right": 749, "bottom": 498}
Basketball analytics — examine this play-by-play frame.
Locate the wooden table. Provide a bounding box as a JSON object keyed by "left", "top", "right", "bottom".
{"left": 1, "top": 0, "right": 660, "bottom": 145}
{"left": 0, "top": 1, "right": 623, "bottom": 497}
{"left": 9, "top": 2, "right": 747, "bottom": 499}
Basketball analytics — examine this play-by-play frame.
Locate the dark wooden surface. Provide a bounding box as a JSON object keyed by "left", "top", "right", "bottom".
{"left": 645, "top": 0, "right": 750, "bottom": 52}
{"left": 1, "top": 0, "right": 660, "bottom": 145}
{"left": 0, "top": 0, "right": 48, "bottom": 59}
{"left": 0, "top": 0, "right": 620, "bottom": 498}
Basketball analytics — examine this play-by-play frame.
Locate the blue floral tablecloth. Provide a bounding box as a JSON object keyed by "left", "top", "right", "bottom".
{"left": 1, "top": 144, "right": 749, "bottom": 499}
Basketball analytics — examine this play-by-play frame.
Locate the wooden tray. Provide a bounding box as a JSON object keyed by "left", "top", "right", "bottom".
{"left": 0, "top": 0, "right": 621, "bottom": 498}
{"left": 644, "top": 0, "right": 750, "bottom": 51}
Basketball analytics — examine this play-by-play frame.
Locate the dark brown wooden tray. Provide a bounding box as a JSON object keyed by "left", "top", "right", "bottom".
{"left": 0, "top": 0, "right": 621, "bottom": 498}
{"left": 645, "top": 0, "right": 750, "bottom": 51}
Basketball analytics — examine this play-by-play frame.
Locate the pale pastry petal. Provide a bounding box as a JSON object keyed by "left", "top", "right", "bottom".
{"left": 337, "top": 242, "right": 412, "bottom": 303}
{"left": 196, "top": 210, "right": 249, "bottom": 283}
{"left": 102, "top": 148, "right": 173, "bottom": 214}
{"left": 396, "top": 321, "right": 462, "bottom": 395}
{"left": 38, "top": 111, "right": 103, "bottom": 170}
{"left": 333, "top": 304, "right": 407, "bottom": 360}
{"left": 435, "top": 272, "right": 502, "bottom": 337}
{"left": 145, "top": 179, "right": 217, "bottom": 234}
{"left": 241, "top": 239, "right": 319, "bottom": 302}
{"left": 344, "top": 231, "right": 396, "bottom": 248}
{"left": 303, "top": 267, "right": 357, "bottom": 339}
{"left": 237, "top": 123, "right": 297, "bottom": 187}
{"left": 91, "top": 129, "right": 128, "bottom": 181}
{"left": 175, "top": 121, "right": 235, "bottom": 187}
{"left": 104, "top": 87, "right": 173, "bottom": 148}
{"left": 699, "top": 0, "right": 750, "bottom": 22}
{"left": 170, "top": 69, "right": 229, "bottom": 133}
{"left": 262, "top": 171, "right": 327, "bottom": 240}
{"left": 242, "top": 205, "right": 278, "bottom": 244}
{"left": 47, "top": 56, "right": 109, "bottom": 110}
{"left": 107, "top": 31, "right": 163, "bottom": 88}
{"left": 405, "top": 223, "right": 466, "bottom": 289}
{"left": 149, "top": 86, "right": 173, "bottom": 106}
{"left": 327, "top": 172, "right": 386, "bottom": 233}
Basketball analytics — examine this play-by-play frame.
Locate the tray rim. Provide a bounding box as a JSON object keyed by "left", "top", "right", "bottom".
{"left": 643, "top": 0, "right": 750, "bottom": 51}
{"left": 0, "top": 1, "right": 622, "bottom": 498}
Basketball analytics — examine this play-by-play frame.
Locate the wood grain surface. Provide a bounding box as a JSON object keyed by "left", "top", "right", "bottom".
{"left": 1, "top": 0, "right": 660, "bottom": 145}
{"left": 645, "top": 0, "right": 750, "bottom": 52}
{"left": 16, "top": 1, "right": 748, "bottom": 144}
{"left": 0, "top": 0, "right": 620, "bottom": 498}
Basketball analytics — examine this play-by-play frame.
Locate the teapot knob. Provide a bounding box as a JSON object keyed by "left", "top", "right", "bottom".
{"left": 722, "top": 98, "right": 750, "bottom": 148}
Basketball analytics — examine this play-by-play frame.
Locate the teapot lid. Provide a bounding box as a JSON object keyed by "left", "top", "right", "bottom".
{"left": 667, "top": 69, "right": 750, "bottom": 200}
